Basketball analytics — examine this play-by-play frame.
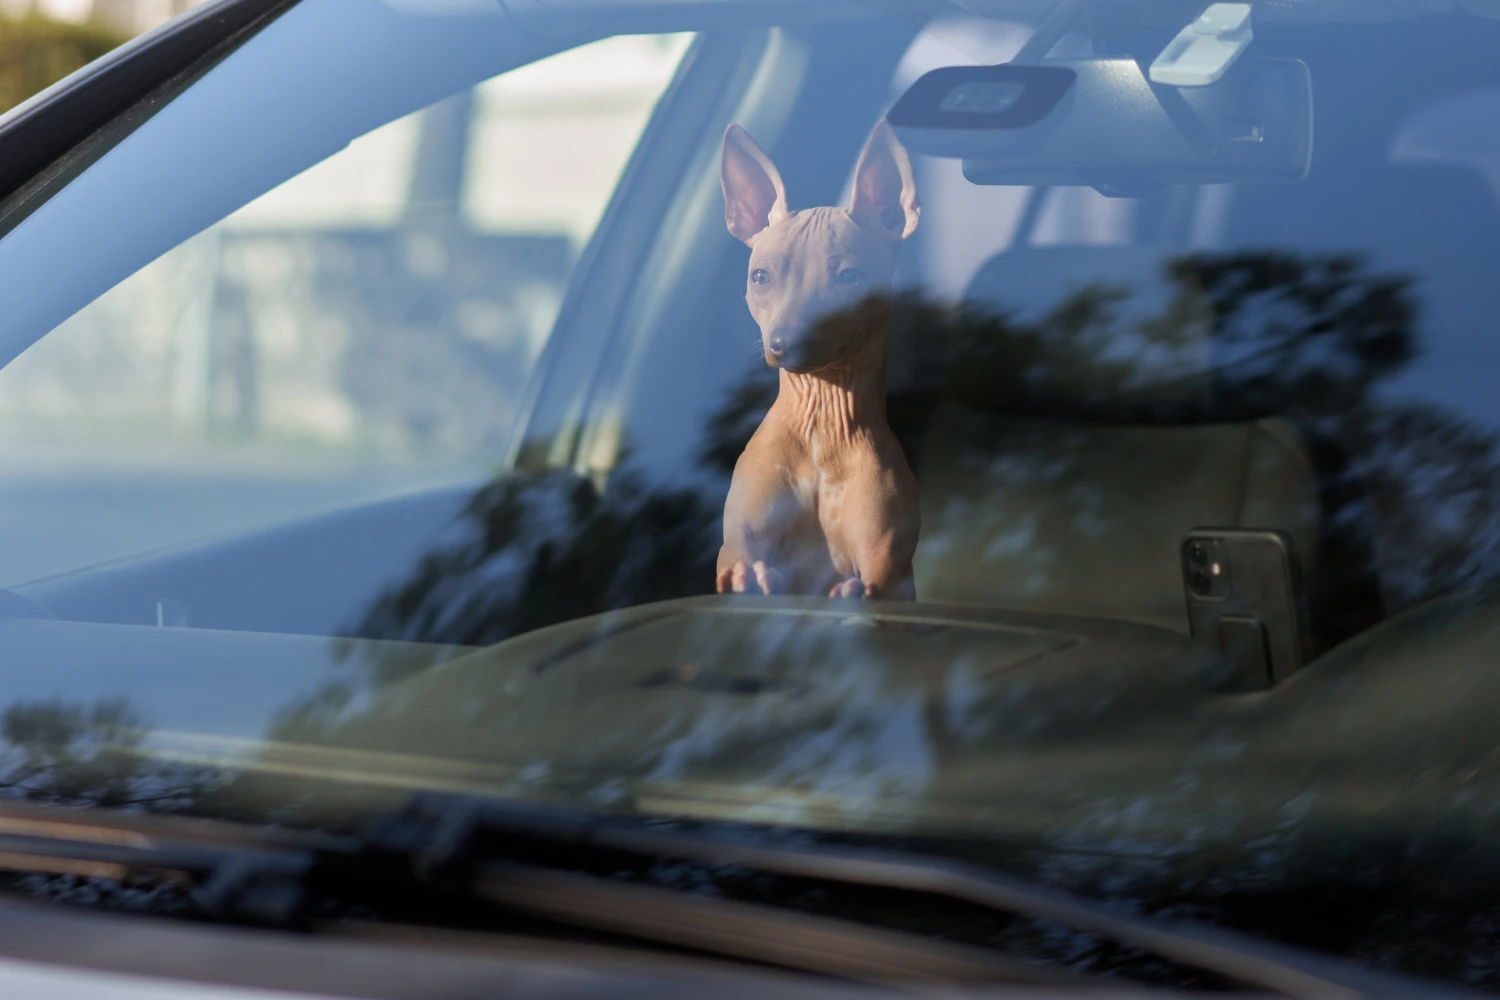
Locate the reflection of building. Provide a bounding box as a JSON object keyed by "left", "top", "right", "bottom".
{"left": 0, "top": 33, "right": 693, "bottom": 464}
{"left": 1, "top": 0, "right": 205, "bottom": 34}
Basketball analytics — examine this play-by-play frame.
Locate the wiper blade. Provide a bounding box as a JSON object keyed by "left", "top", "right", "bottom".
{"left": 478, "top": 862, "right": 1068, "bottom": 987}
{"left": 367, "top": 793, "right": 1481, "bottom": 1000}
{"left": 0, "top": 800, "right": 1061, "bottom": 988}
{"left": 0, "top": 796, "right": 1477, "bottom": 999}
{"left": 0, "top": 799, "right": 348, "bottom": 922}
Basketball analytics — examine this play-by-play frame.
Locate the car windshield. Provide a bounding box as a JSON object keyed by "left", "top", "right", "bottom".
{"left": 3, "top": 0, "right": 1500, "bottom": 986}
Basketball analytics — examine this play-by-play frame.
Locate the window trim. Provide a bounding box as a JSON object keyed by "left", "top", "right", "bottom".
{"left": 0, "top": 0, "right": 298, "bottom": 240}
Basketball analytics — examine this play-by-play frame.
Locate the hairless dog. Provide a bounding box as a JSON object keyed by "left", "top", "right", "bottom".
{"left": 715, "top": 120, "right": 921, "bottom": 600}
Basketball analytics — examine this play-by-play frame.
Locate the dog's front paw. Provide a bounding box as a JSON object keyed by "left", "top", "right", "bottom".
{"left": 829, "top": 576, "right": 878, "bottom": 599}
{"left": 717, "top": 560, "right": 782, "bottom": 595}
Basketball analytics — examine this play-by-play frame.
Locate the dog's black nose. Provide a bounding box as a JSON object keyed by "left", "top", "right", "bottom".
{"left": 768, "top": 336, "right": 785, "bottom": 355}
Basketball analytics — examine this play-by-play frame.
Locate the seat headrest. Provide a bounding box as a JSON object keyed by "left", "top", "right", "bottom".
{"left": 953, "top": 244, "right": 1216, "bottom": 422}
{"left": 951, "top": 166, "right": 1497, "bottom": 424}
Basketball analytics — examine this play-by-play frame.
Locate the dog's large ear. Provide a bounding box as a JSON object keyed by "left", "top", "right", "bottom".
{"left": 848, "top": 120, "right": 920, "bottom": 240}
{"left": 721, "top": 124, "right": 789, "bottom": 245}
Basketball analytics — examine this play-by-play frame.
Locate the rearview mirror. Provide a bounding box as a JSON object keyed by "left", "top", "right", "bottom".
{"left": 888, "top": 57, "right": 1312, "bottom": 196}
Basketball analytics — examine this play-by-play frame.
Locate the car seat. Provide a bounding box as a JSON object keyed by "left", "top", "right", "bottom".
{"left": 909, "top": 244, "right": 1322, "bottom": 636}
{"left": 909, "top": 159, "right": 1500, "bottom": 645}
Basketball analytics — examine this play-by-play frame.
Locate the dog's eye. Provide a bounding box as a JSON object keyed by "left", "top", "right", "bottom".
{"left": 750, "top": 268, "right": 770, "bottom": 285}
{"left": 836, "top": 268, "right": 865, "bottom": 286}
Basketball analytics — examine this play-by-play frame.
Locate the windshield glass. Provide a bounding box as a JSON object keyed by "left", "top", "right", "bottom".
{"left": 4, "top": 0, "right": 1500, "bottom": 985}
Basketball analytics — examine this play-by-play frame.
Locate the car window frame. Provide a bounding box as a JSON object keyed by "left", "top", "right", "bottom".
{"left": 0, "top": 0, "right": 298, "bottom": 242}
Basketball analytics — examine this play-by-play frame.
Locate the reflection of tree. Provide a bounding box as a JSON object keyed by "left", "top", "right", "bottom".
{"left": 946, "top": 251, "right": 1408, "bottom": 648}
{"left": 306, "top": 250, "right": 1500, "bottom": 856}
{"left": 241, "top": 236, "right": 1500, "bottom": 989}
{"left": 0, "top": 697, "right": 217, "bottom": 915}
{"left": 10, "top": 232, "right": 1500, "bottom": 986}
{"left": 302, "top": 251, "right": 1459, "bottom": 825}
{"left": 1, "top": 246, "right": 1491, "bottom": 988}
{"left": 1344, "top": 404, "right": 1500, "bottom": 612}
{"left": 344, "top": 249, "right": 1446, "bottom": 660}
{"left": 698, "top": 252, "right": 1426, "bottom": 648}
{"left": 271, "top": 249, "right": 1500, "bottom": 972}
{"left": 0, "top": 697, "right": 213, "bottom": 811}
{"left": 348, "top": 468, "right": 720, "bottom": 659}
{"left": 704, "top": 249, "right": 1417, "bottom": 446}
{"left": 1174, "top": 252, "right": 1415, "bottom": 416}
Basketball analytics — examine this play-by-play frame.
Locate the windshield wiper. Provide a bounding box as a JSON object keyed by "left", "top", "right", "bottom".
{"left": 472, "top": 861, "right": 1068, "bottom": 986}
{"left": 0, "top": 796, "right": 1475, "bottom": 999}
{"left": 0, "top": 798, "right": 1065, "bottom": 989}
{"left": 350, "top": 794, "right": 1481, "bottom": 1000}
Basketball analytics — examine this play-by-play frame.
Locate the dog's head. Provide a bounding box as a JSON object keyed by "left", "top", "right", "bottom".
{"left": 721, "top": 120, "right": 920, "bottom": 373}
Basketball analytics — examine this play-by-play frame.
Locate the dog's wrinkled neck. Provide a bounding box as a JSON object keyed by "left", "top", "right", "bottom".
{"left": 779, "top": 356, "right": 888, "bottom": 448}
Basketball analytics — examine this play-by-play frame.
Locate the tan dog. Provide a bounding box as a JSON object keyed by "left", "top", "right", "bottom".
{"left": 714, "top": 120, "right": 921, "bottom": 600}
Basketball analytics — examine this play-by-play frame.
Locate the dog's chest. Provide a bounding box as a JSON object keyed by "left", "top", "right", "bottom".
{"left": 762, "top": 469, "right": 851, "bottom": 581}
{"left": 779, "top": 449, "right": 868, "bottom": 547}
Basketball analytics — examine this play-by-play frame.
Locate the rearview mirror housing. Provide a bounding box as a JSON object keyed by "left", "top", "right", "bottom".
{"left": 888, "top": 57, "right": 1312, "bottom": 196}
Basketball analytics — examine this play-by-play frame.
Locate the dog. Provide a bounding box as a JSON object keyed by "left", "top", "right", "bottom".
{"left": 714, "top": 120, "right": 921, "bottom": 600}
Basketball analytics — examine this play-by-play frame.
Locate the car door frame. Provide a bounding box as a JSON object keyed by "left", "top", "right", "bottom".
{"left": 0, "top": 0, "right": 297, "bottom": 241}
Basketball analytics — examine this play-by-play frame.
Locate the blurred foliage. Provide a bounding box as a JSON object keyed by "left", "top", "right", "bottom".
{"left": 0, "top": 696, "right": 214, "bottom": 810}
{"left": 0, "top": 13, "right": 125, "bottom": 114}
{"left": 345, "top": 249, "right": 1420, "bottom": 664}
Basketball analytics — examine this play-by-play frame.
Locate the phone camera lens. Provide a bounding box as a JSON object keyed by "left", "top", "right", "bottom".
{"left": 1190, "top": 572, "right": 1212, "bottom": 596}
{"left": 1189, "top": 543, "right": 1208, "bottom": 567}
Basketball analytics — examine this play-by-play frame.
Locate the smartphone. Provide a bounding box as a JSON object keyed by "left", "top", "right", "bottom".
{"left": 1181, "top": 528, "right": 1311, "bottom": 687}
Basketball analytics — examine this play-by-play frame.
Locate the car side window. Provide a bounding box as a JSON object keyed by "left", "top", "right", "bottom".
{"left": 0, "top": 32, "right": 692, "bottom": 584}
